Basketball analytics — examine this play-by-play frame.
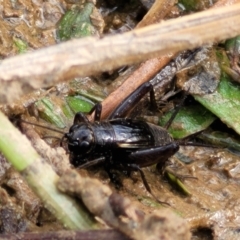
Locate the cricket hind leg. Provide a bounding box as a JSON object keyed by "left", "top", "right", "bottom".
{"left": 104, "top": 155, "right": 171, "bottom": 206}
{"left": 124, "top": 163, "right": 171, "bottom": 207}
{"left": 108, "top": 82, "right": 156, "bottom": 119}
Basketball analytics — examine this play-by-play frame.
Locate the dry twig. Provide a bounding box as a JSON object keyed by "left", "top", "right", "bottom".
{"left": 0, "top": 4, "right": 240, "bottom": 104}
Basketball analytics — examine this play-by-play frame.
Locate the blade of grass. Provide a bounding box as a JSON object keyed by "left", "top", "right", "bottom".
{"left": 0, "top": 111, "right": 97, "bottom": 230}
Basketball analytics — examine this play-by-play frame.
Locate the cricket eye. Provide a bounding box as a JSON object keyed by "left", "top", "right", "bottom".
{"left": 80, "top": 141, "right": 90, "bottom": 148}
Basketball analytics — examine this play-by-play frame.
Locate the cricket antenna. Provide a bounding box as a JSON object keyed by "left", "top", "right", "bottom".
{"left": 177, "top": 131, "right": 221, "bottom": 149}
{"left": 164, "top": 91, "right": 188, "bottom": 130}
{"left": 19, "top": 119, "right": 66, "bottom": 135}
{"left": 178, "top": 140, "right": 220, "bottom": 149}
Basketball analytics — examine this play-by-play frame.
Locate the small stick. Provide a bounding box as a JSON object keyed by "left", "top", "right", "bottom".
{"left": 1, "top": 4, "right": 240, "bottom": 104}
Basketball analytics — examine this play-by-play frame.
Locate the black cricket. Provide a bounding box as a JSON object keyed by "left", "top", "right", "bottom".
{"left": 62, "top": 82, "right": 180, "bottom": 203}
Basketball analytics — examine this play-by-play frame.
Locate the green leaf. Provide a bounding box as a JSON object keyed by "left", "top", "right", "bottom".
{"left": 13, "top": 37, "right": 28, "bottom": 53}
{"left": 165, "top": 172, "right": 191, "bottom": 196}
{"left": 194, "top": 74, "right": 240, "bottom": 135}
{"left": 159, "top": 103, "right": 216, "bottom": 139}
{"left": 61, "top": 101, "right": 75, "bottom": 119}
{"left": 216, "top": 49, "right": 230, "bottom": 68}
{"left": 66, "top": 95, "right": 94, "bottom": 114}
{"left": 225, "top": 35, "right": 240, "bottom": 55}
{"left": 58, "top": 3, "right": 95, "bottom": 41}
{"left": 198, "top": 131, "right": 240, "bottom": 152}
{"left": 178, "top": 0, "right": 196, "bottom": 11}
{"left": 35, "top": 98, "right": 66, "bottom": 128}
{"left": 69, "top": 78, "right": 106, "bottom": 102}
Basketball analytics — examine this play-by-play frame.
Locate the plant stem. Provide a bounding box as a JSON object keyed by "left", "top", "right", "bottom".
{"left": 0, "top": 111, "right": 98, "bottom": 230}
